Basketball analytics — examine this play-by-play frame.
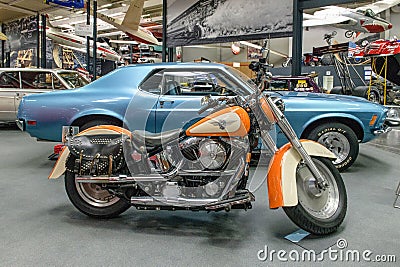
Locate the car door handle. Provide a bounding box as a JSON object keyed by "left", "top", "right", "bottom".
{"left": 159, "top": 100, "right": 174, "bottom": 106}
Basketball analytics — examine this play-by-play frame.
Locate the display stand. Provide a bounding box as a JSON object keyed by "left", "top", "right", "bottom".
{"left": 394, "top": 181, "right": 400, "bottom": 209}
{"left": 369, "top": 57, "right": 388, "bottom": 105}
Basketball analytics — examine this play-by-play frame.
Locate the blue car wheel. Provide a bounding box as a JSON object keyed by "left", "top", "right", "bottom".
{"left": 307, "top": 122, "right": 359, "bottom": 172}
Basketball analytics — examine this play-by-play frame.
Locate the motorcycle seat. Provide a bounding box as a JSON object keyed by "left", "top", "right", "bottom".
{"left": 132, "top": 128, "right": 182, "bottom": 147}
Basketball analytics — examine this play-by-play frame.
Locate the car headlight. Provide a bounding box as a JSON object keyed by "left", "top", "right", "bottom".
{"left": 387, "top": 108, "right": 399, "bottom": 120}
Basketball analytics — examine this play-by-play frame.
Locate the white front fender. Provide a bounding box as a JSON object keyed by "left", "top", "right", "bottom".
{"left": 267, "top": 140, "right": 336, "bottom": 209}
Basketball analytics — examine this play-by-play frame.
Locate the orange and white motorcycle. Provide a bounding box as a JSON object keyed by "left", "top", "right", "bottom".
{"left": 49, "top": 89, "right": 347, "bottom": 235}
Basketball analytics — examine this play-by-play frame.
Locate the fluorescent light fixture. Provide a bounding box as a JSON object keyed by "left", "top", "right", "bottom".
{"left": 52, "top": 17, "right": 70, "bottom": 22}
{"left": 110, "top": 12, "right": 125, "bottom": 17}
{"left": 70, "top": 19, "right": 87, "bottom": 25}
{"left": 97, "top": 8, "right": 109, "bottom": 12}
{"left": 75, "top": 10, "right": 85, "bottom": 14}
{"left": 101, "top": 3, "right": 112, "bottom": 8}
{"left": 57, "top": 24, "right": 75, "bottom": 29}
{"left": 239, "top": 41, "right": 261, "bottom": 50}
{"left": 54, "top": 15, "right": 63, "bottom": 20}
{"left": 121, "top": 3, "right": 127, "bottom": 7}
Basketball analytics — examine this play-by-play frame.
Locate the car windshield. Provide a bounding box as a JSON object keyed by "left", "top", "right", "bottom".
{"left": 225, "top": 66, "right": 258, "bottom": 92}
{"left": 59, "top": 72, "right": 90, "bottom": 89}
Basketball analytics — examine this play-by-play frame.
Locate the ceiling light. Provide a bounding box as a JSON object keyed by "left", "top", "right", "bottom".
{"left": 70, "top": 19, "right": 87, "bottom": 25}
{"left": 52, "top": 17, "right": 70, "bottom": 22}
{"left": 97, "top": 8, "right": 109, "bottom": 12}
{"left": 101, "top": 3, "right": 112, "bottom": 8}
{"left": 57, "top": 24, "right": 75, "bottom": 29}
{"left": 54, "top": 15, "right": 63, "bottom": 20}
{"left": 110, "top": 12, "right": 125, "bottom": 17}
{"left": 75, "top": 10, "right": 85, "bottom": 14}
{"left": 121, "top": 3, "right": 126, "bottom": 7}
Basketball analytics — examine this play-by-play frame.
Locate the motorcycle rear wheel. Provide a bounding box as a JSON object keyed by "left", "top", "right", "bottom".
{"left": 283, "top": 157, "right": 347, "bottom": 235}
{"left": 64, "top": 156, "right": 131, "bottom": 218}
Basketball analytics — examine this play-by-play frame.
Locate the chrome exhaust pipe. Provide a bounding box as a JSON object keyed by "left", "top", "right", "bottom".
{"left": 75, "top": 174, "right": 167, "bottom": 183}
{"left": 130, "top": 196, "right": 218, "bottom": 206}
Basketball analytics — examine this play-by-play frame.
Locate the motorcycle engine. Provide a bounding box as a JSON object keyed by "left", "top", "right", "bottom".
{"left": 180, "top": 138, "right": 227, "bottom": 170}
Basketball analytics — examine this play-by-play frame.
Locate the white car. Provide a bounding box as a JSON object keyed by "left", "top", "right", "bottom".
{"left": 0, "top": 68, "right": 89, "bottom": 123}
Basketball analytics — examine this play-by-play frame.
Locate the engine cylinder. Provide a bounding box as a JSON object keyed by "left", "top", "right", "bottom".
{"left": 199, "top": 139, "right": 227, "bottom": 170}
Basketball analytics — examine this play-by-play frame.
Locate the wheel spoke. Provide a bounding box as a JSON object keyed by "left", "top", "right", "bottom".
{"left": 296, "top": 159, "right": 340, "bottom": 220}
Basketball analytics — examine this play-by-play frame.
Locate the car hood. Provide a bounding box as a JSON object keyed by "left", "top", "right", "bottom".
{"left": 276, "top": 91, "right": 386, "bottom": 111}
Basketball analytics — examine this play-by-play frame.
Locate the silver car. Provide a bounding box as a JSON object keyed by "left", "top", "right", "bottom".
{"left": 0, "top": 68, "right": 89, "bottom": 123}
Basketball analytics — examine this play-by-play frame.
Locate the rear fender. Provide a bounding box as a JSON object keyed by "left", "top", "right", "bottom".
{"left": 267, "top": 140, "right": 336, "bottom": 209}
{"left": 48, "top": 125, "right": 130, "bottom": 179}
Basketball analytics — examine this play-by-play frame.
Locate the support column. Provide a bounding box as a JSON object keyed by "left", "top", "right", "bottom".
{"left": 93, "top": 0, "right": 97, "bottom": 80}
{"left": 36, "top": 14, "right": 40, "bottom": 68}
{"left": 129, "top": 44, "right": 133, "bottom": 64}
{"left": 1, "top": 24, "right": 5, "bottom": 68}
{"left": 162, "top": 0, "right": 167, "bottom": 62}
{"left": 86, "top": 0, "right": 91, "bottom": 74}
{"left": 168, "top": 47, "right": 174, "bottom": 62}
{"left": 41, "top": 14, "right": 47, "bottom": 68}
{"left": 291, "top": 0, "right": 302, "bottom": 76}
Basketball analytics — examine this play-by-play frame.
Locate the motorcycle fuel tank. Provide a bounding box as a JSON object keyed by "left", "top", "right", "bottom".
{"left": 186, "top": 106, "right": 250, "bottom": 137}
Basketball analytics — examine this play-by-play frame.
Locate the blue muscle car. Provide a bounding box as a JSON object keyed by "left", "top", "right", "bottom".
{"left": 17, "top": 63, "right": 389, "bottom": 171}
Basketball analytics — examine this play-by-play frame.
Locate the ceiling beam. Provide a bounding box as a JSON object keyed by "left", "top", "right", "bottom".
{"left": 0, "top": 2, "right": 36, "bottom": 15}
{"left": 298, "top": 0, "right": 360, "bottom": 10}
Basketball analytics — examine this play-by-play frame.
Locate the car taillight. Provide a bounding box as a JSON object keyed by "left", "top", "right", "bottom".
{"left": 27, "top": 120, "right": 37, "bottom": 126}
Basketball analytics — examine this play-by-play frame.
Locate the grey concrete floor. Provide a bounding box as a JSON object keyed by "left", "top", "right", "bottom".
{"left": 0, "top": 126, "right": 399, "bottom": 266}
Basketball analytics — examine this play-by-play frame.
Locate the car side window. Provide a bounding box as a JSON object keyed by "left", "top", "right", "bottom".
{"left": 139, "top": 69, "right": 163, "bottom": 94}
{"left": 20, "top": 72, "right": 53, "bottom": 89}
{"left": 53, "top": 75, "right": 67, "bottom": 90}
{"left": 140, "top": 68, "right": 240, "bottom": 96}
{"left": 0, "top": 72, "right": 20, "bottom": 88}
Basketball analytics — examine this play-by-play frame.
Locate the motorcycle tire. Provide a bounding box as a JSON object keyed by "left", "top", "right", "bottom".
{"left": 306, "top": 122, "right": 358, "bottom": 172}
{"left": 283, "top": 157, "right": 347, "bottom": 235}
{"left": 64, "top": 156, "right": 131, "bottom": 218}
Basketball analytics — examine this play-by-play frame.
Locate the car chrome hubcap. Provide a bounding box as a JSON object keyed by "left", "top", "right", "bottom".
{"left": 317, "top": 132, "right": 350, "bottom": 165}
{"left": 297, "top": 160, "right": 340, "bottom": 220}
{"left": 76, "top": 182, "right": 119, "bottom": 207}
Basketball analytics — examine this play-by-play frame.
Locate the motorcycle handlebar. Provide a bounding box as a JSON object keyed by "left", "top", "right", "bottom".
{"left": 198, "top": 99, "right": 219, "bottom": 114}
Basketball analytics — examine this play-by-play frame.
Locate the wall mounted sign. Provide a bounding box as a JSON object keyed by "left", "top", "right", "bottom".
{"left": 166, "top": 0, "right": 293, "bottom": 47}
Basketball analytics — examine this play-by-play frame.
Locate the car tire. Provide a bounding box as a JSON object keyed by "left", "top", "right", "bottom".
{"left": 80, "top": 118, "right": 122, "bottom": 131}
{"left": 306, "top": 122, "right": 358, "bottom": 172}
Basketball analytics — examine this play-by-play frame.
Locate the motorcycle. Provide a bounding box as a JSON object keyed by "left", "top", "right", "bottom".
{"left": 49, "top": 88, "right": 347, "bottom": 235}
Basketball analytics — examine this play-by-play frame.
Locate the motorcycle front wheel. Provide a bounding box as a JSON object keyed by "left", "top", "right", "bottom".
{"left": 283, "top": 157, "right": 347, "bottom": 235}
{"left": 64, "top": 156, "right": 131, "bottom": 218}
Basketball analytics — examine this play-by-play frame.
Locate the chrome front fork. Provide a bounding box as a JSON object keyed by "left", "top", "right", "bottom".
{"left": 265, "top": 97, "right": 328, "bottom": 190}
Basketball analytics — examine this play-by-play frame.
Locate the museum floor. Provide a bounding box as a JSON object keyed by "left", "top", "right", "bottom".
{"left": 0, "top": 125, "right": 399, "bottom": 266}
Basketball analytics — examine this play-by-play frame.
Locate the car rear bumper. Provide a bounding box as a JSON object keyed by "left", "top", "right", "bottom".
{"left": 16, "top": 119, "right": 25, "bottom": 131}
